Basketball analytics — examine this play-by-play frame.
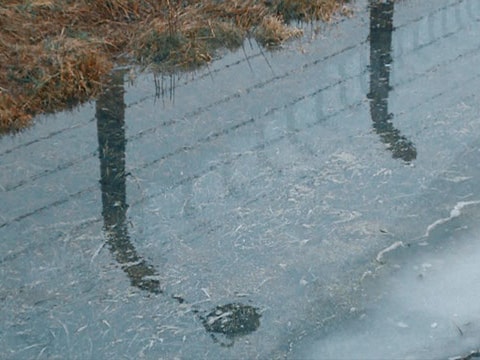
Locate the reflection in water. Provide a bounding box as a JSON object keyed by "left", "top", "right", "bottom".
{"left": 95, "top": 71, "right": 261, "bottom": 343}
{"left": 201, "top": 303, "right": 262, "bottom": 347}
{"left": 368, "top": 0, "right": 417, "bottom": 162}
{"left": 96, "top": 71, "right": 161, "bottom": 294}
{"left": 154, "top": 72, "right": 176, "bottom": 103}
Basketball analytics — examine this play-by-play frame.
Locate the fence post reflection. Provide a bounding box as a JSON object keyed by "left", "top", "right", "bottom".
{"left": 96, "top": 70, "right": 161, "bottom": 294}
{"left": 368, "top": 0, "right": 417, "bottom": 162}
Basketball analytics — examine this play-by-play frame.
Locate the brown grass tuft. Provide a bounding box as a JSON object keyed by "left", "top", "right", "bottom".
{"left": 274, "top": 0, "right": 349, "bottom": 22}
{"left": 0, "top": 0, "right": 351, "bottom": 134}
{"left": 255, "top": 15, "right": 303, "bottom": 47}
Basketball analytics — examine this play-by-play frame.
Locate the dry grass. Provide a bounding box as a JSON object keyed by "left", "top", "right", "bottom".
{"left": 0, "top": 0, "right": 351, "bottom": 134}
{"left": 255, "top": 15, "right": 304, "bottom": 47}
{"left": 276, "top": 0, "right": 352, "bottom": 22}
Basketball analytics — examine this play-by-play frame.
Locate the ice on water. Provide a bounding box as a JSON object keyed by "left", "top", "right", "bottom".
{"left": 296, "top": 202, "right": 480, "bottom": 360}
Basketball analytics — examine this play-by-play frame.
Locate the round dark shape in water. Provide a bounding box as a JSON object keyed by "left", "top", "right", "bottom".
{"left": 202, "top": 303, "right": 261, "bottom": 337}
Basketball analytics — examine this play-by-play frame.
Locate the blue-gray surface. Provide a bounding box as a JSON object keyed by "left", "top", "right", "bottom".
{"left": 1, "top": 0, "right": 480, "bottom": 358}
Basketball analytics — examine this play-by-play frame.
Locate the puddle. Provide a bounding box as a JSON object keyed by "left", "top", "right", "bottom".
{"left": 97, "top": 70, "right": 263, "bottom": 346}
{"left": 1, "top": 0, "right": 480, "bottom": 359}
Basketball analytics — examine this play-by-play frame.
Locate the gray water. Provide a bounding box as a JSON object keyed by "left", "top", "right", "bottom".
{"left": 2, "top": 0, "right": 480, "bottom": 359}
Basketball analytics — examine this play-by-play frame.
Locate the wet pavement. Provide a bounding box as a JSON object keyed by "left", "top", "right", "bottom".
{"left": 2, "top": 0, "right": 480, "bottom": 358}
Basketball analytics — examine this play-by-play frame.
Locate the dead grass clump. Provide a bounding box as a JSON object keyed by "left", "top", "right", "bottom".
{"left": 2, "top": 36, "right": 111, "bottom": 132}
{"left": 255, "top": 15, "right": 303, "bottom": 47}
{"left": 135, "top": 5, "right": 249, "bottom": 71}
{"left": 197, "top": 22, "right": 245, "bottom": 51}
{"left": 0, "top": 93, "right": 33, "bottom": 133}
{"left": 134, "top": 1, "right": 268, "bottom": 71}
{"left": 84, "top": 0, "right": 143, "bottom": 21}
{"left": 0, "top": 0, "right": 351, "bottom": 134}
{"left": 274, "top": 0, "right": 349, "bottom": 23}
{"left": 35, "top": 37, "right": 111, "bottom": 109}
{"left": 136, "top": 19, "right": 188, "bottom": 64}
{"left": 200, "top": 0, "right": 269, "bottom": 30}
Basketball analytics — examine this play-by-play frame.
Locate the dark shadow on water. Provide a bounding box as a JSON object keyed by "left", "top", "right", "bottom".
{"left": 368, "top": 0, "right": 417, "bottom": 162}
{"left": 154, "top": 72, "right": 176, "bottom": 104}
{"left": 96, "top": 70, "right": 161, "bottom": 294}
{"left": 95, "top": 70, "right": 261, "bottom": 345}
{"left": 201, "top": 303, "right": 261, "bottom": 347}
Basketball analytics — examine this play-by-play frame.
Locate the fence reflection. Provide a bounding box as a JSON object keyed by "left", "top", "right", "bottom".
{"left": 96, "top": 70, "right": 161, "bottom": 294}
{"left": 368, "top": 0, "right": 417, "bottom": 162}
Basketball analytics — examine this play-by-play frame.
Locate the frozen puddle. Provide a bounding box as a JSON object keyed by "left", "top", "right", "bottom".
{"left": 293, "top": 201, "right": 480, "bottom": 360}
